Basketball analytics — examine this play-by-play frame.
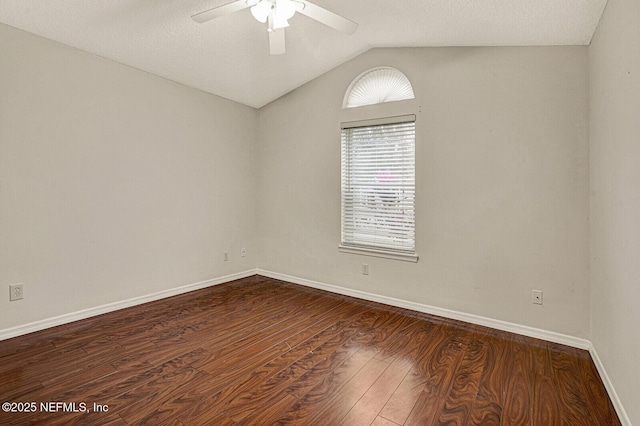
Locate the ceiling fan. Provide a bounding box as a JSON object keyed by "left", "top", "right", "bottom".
{"left": 192, "top": 0, "right": 358, "bottom": 55}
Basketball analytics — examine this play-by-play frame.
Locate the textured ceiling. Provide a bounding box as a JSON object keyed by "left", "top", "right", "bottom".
{"left": 0, "top": 0, "right": 607, "bottom": 108}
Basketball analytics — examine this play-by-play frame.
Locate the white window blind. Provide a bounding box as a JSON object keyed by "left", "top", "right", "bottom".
{"left": 343, "top": 67, "right": 415, "bottom": 108}
{"left": 341, "top": 116, "right": 416, "bottom": 256}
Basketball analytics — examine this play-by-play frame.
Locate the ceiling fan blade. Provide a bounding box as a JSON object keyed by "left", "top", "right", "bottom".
{"left": 192, "top": 0, "right": 251, "bottom": 24}
{"left": 296, "top": 1, "right": 358, "bottom": 35}
{"left": 269, "top": 29, "right": 286, "bottom": 55}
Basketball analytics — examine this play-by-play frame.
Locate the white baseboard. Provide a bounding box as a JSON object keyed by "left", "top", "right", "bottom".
{"left": 257, "top": 269, "right": 590, "bottom": 349}
{"left": 0, "top": 269, "right": 258, "bottom": 341}
{"left": 588, "top": 345, "right": 632, "bottom": 426}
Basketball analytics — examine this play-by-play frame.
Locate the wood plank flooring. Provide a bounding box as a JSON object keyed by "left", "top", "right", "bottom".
{"left": 0, "top": 275, "right": 621, "bottom": 425}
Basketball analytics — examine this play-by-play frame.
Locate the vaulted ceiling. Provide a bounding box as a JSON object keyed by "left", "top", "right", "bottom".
{"left": 0, "top": 0, "right": 607, "bottom": 108}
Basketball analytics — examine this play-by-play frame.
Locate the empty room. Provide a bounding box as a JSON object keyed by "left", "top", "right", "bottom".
{"left": 0, "top": 0, "right": 637, "bottom": 424}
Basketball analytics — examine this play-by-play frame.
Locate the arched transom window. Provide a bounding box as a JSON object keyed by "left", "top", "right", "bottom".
{"left": 343, "top": 67, "right": 415, "bottom": 109}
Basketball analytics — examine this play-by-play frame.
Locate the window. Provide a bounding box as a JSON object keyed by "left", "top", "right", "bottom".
{"left": 340, "top": 115, "right": 417, "bottom": 262}
{"left": 343, "top": 67, "right": 415, "bottom": 108}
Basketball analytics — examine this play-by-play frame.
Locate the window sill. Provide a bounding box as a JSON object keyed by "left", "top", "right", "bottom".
{"left": 338, "top": 244, "right": 419, "bottom": 263}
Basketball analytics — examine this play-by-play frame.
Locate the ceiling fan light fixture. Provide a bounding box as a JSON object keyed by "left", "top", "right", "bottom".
{"left": 276, "top": 0, "right": 296, "bottom": 20}
{"left": 272, "top": 6, "right": 291, "bottom": 29}
{"left": 250, "top": 0, "right": 271, "bottom": 23}
{"left": 252, "top": 0, "right": 296, "bottom": 28}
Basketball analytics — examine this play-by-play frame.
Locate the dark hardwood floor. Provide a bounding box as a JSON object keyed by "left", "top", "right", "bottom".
{"left": 0, "top": 275, "right": 620, "bottom": 425}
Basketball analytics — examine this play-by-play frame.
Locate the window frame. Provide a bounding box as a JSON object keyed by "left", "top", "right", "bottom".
{"left": 339, "top": 114, "right": 418, "bottom": 263}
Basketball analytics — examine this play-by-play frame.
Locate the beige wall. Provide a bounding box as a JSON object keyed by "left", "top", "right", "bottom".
{"left": 0, "top": 24, "right": 258, "bottom": 330}
{"left": 258, "top": 47, "right": 591, "bottom": 338}
{"left": 590, "top": 0, "right": 640, "bottom": 423}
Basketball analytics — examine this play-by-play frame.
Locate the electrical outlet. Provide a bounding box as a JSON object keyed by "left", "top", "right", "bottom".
{"left": 10, "top": 284, "right": 24, "bottom": 301}
{"left": 224, "top": 252, "right": 229, "bottom": 261}
{"left": 532, "top": 290, "right": 543, "bottom": 305}
{"left": 241, "top": 248, "right": 246, "bottom": 257}
{"left": 362, "top": 264, "right": 369, "bottom": 275}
